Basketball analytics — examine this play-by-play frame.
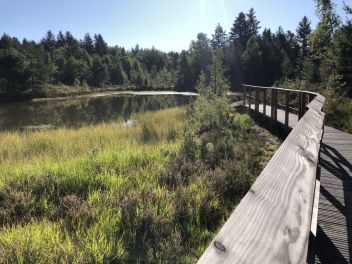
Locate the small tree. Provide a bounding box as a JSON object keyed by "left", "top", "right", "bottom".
{"left": 296, "top": 16, "right": 312, "bottom": 57}
{"left": 82, "top": 33, "right": 95, "bottom": 55}
{"left": 211, "top": 24, "right": 227, "bottom": 49}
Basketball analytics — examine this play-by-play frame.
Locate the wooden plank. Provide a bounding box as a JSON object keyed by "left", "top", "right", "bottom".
{"left": 198, "top": 109, "right": 324, "bottom": 264}
{"left": 311, "top": 180, "right": 321, "bottom": 237}
{"left": 314, "top": 119, "right": 352, "bottom": 263}
{"left": 307, "top": 95, "right": 325, "bottom": 112}
{"left": 237, "top": 86, "right": 352, "bottom": 263}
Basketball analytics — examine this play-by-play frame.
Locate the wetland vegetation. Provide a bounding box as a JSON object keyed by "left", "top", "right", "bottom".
{"left": 0, "top": 60, "right": 279, "bottom": 262}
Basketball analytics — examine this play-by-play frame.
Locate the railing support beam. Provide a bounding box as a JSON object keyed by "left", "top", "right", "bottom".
{"left": 271, "top": 89, "right": 277, "bottom": 121}
{"left": 255, "top": 88, "right": 259, "bottom": 113}
{"left": 263, "top": 89, "right": 267, "bottom": 115}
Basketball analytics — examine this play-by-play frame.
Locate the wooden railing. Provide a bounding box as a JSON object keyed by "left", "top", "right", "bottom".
{"left": 198, "top": 85, "right": 325, "bottom": 264}
{"left": 242, "top": 84, "right": 323, "bottom": 125}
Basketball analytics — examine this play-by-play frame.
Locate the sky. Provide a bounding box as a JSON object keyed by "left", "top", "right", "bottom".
{"left": 1, "top": 0, "right": 351, "bottom": 52}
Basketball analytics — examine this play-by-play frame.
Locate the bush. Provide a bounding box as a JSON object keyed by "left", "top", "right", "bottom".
{"left": 74, "top": 78, "right": 81, "bottom": 86}
{"left": 325, "top": 97, "right": 352, "bottom": 133}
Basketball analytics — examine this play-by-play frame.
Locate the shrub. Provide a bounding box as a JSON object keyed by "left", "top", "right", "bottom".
{"left": 325, "top": 97, "right": 352, "bottom": 133}
{"left": 74, "top": 78, "right": 81, "bottom": 86}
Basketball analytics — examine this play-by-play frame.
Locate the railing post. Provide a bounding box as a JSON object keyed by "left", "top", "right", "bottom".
{"left": 309, "top": 93, "right": 315, "bottom": 103}
{"left": 298, "top": 92, "right": 303, "bottom": 120}
{"left": 248, "top": 88, "right": 252, "bottom": 110}
{"left": 263, "top": 89, "right": 267, "bottom": 115}
{"left": 243, "top": 85, "right": 246, "bottom": 107}
{"left": 271, "top": 89, "right": 277, "bottom": 121}
{"left": 302, "top": 93, "right": 307, "bottom": 115}
{"left": 285, "top": 90, "right": 289, "bottom": 127}
{"left": 255, "top": 88, "right": 259, "bottom": 113}
{"left": 274, "top": 90, "right": 278, "bottom": 120}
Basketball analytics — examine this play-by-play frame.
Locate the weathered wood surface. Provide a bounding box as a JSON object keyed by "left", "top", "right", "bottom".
{"left": 198, "top": 106, "right": 325, "bottom": 264}
{"left": 314, "top": 126, "right": 352, "bottom": 263}
{"left": 243, "top": 94, "right": 352, "bottom": 263}
{"left": 307, "top": 94, "right": 325, "bottom": 112}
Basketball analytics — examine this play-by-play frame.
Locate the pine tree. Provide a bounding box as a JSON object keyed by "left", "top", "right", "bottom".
{"left": 310, "top": 0, "right": 339, "bottom": 61}
{"left": 56, "top": 31, "right": 66, "bottom": 47}
{"left": 89, "top": 55, "right": 108, "bottom": 86}
{"left": 230, "top": 8, "right": 260, "bottom": 48}
{"left": 82, "top": 33, "right": 95, "bottom": 54}
{"left": 241, "top": 37, "right": 264, "bottom": 84}
{"left": 230, "top": 12, "right": 249, "bottom": 47}
{"left": 41, "top": 30, "right": 56, "bottom": 53}
{"left": 332, "top": 20, "right": 352, "bottom": 96}
{"left": 247, "top": 8, "right": 260, "bottom": 37}
{"left": 211, "top": 24, "right": 227, "bottom": 49}
{"left": 296, "top": 16, "right": 312, "bottom": 57}
{"left": 94, "top": 34, "right": 108, "bottom": 56}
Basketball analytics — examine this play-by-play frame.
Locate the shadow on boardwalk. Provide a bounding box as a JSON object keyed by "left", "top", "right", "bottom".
{"left": 315, "top": 143, "right": 352, "bottom": 263}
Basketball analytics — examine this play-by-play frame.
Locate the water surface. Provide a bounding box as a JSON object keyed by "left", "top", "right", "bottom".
{"left": 0, "top": 92, "right": 196, "bottom": 131}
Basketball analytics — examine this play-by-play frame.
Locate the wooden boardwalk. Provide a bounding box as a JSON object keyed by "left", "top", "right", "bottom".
{"left": 315, "top": 126, "right": 352, "bottom": 263}
{"left": 250, "top": 104, "right": 352, "bottom": 263}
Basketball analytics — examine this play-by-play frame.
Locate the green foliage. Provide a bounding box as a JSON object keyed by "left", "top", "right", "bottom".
{"left": 211, "top": 24, "right": 227, "bottom": 49}
{"left": 0, "top": 47, "right": 30, "bottom": 100}
{"left": 89, "top": 55, "right": 108, "bottom": 87}
{"left": 230, "top": 8, "right": 260, "bottom": 48}
{"left": 331, "top": 22, "right": 352, "bottom": 96}
{"left": 325, "top": 97, "right": 352, "bottom": 133}
{"left": 0, "top": 107, "right": 278, "bottom": 262}
{"left": 1, "top": 1, "right": 352, "bottom": 122}
{"left": 241, "top": 37, "right": 264, "bottom": 84}
{"left": 296, "top": 16, "right": 312, "bottom": 57}
{"left": 180, "top": 56, "right": 234, "bottom": 163}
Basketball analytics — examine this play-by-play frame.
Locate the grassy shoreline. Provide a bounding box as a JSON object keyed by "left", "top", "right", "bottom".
{"left": 0, "top": 107, "right": 279, "bottom": 263}
{"left": 1, "top": 84, "right": 183, "bottom": 104}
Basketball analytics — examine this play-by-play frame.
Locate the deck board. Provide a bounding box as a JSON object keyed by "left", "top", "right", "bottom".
{"left": 249, "top": 103, "right": 352, "bottom": 263}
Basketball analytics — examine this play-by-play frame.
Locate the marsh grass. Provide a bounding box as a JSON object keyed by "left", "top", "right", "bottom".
{"left": 0, "top": 107, "right": 278, "bottom": 263}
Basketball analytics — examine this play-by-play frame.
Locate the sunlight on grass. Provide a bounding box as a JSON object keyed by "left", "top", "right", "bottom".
{"left": 0, "top": 107, "right": 278, "bottom": 263}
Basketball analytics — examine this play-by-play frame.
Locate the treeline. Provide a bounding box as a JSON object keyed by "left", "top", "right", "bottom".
{"left": 207, "top": 0, "right": 351, "bottom": 98}
{"left": 0, "top": 31, "right": 180, "bottom": 101}
{"left": 0, "top": 0, "right": 351, "bottom": 103}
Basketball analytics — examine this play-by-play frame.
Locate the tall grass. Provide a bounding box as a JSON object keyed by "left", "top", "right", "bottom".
{"left": 0, "top": 107, "right": 278, "bottom": 263}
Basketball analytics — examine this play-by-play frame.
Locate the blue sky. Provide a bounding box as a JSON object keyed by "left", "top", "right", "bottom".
{"left": 1, "top": 0, "right": 351, "bottom": 52}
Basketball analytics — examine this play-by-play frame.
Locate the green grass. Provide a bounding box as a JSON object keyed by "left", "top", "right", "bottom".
{"left": 0, "top": 107, "right": 278, "bottom": 263}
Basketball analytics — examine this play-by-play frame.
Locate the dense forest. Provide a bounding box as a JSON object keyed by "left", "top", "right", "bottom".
{"left": 0, "top": 0, "right": 351, "bottom": 113}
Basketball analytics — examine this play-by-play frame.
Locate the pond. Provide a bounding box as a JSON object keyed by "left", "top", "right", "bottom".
{"left": 0, "top": 91, "right": 197, "bottom": 131}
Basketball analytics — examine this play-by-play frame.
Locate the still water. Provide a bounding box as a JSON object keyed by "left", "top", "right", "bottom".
{"left": 0, "top": 92, "right": 196, "bottom": 131}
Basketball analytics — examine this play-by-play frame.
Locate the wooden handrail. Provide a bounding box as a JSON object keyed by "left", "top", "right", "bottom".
{"left": 242, "top": 84, "right": 319, "bottom": 96}
{"left": 198, "top": 85, "right": 325, "bottom": 264}
{"left": 242, "top": 84, "right": 319, "bottom": 124}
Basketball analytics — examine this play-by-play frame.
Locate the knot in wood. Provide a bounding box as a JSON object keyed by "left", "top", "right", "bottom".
{"left": 297, "top": 146, "right": 317, "bottom": 165}
{"left": 214, "top": 241, "right": 226, "bottom": 252}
